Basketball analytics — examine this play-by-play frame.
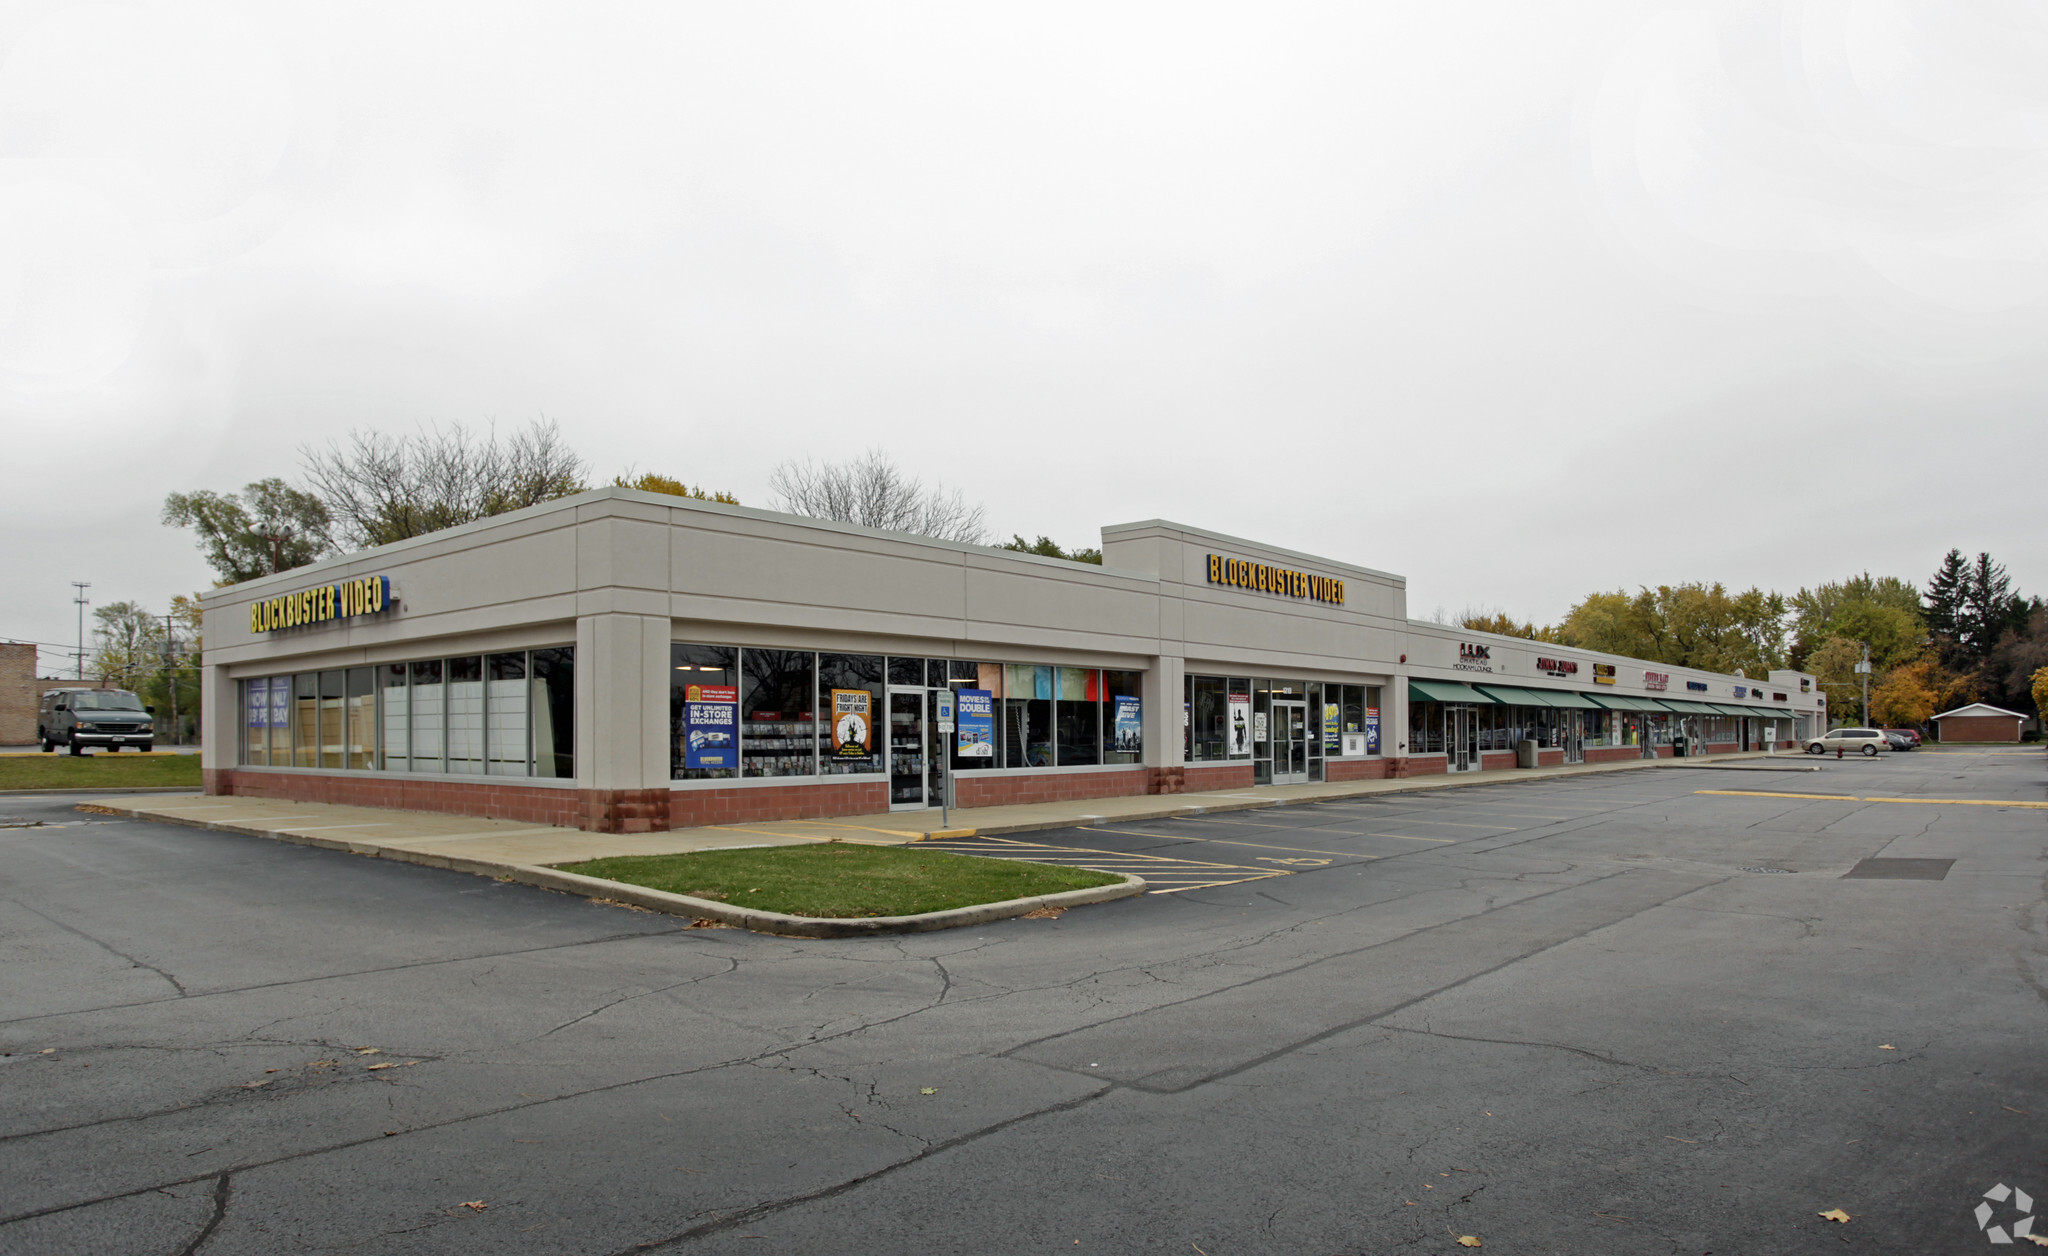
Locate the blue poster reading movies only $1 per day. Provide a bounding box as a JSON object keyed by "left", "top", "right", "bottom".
{"left": 683, "top": 685, "right": 739, "bottom": 770}
{"left": 955, "top": 689, "right": 994, "bottom": 758}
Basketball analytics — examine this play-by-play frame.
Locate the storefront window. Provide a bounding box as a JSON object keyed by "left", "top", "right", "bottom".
{"left": 1411, "top": 701, "right": 1443, "bottom": 754}
{"left": 1104, "top": 669, "right": 1141, "bottom": 764}
{"left": 1004, "top": 664, "right": 1053, "bottom": 767}
{"left": 410, "top": 660, "right": 444, "bottom": 771}
{"left": 445, "top": 655, "right": 485, "bottom": 774}
{"left": 818, "top": 653, "right": 883, "bottom": 776}
{"left": 1056, "top": 667, "right": 1101, "bottom": 766}
{"left": 486, "top": 653, "right": 528, "bottom": 774}
{"left": 242, "top": 679, "right": 268, "bottom": 766}
{"left": 346, "top": 667, "right": 375, "bottom": 770}
{"left": 1188, "top": 676, "right": 1227, "bottom": 761}
{"left": 888, "top": 656, "right": 924, "bottom": 686}
{"left": 381, "top": 665, "right": 408, "bottom": 770}
{"left": 743, "top": 649, "right": 817, "bottom": 777}
{"left": 317, "top": 670, "right": 343, "bottom": 768}
{"left": 952, "top": 663, "right": 1005, "bottom": 772}
{"left": 672, "top": 644, "right": 739, "bottom": 781}
{"left": 531, "top": 647, "right": 575, "bottom": 778}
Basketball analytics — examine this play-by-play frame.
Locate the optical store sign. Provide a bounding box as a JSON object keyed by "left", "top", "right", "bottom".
{"left": 250, "top": 576, "right": 392, "bottom": 633}
{"left": 1207, "top": 555, "right": 1345, "bottom": 605}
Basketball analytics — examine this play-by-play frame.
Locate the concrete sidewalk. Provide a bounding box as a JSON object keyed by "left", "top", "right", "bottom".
{"left": 88, "top": 751, "right": 1799, "bottom": 872}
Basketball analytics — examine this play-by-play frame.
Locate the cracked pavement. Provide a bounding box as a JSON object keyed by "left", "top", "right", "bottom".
{"left": 2, "top": 749, "right": 2044, "bottom": 1253}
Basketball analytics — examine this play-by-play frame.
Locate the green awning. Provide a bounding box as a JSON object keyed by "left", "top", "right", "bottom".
{"left": 1709, "top": 704, "right": 1759, "bottom": 717}
{"left": 1529, "top": 688, "right": 1604, "bottom": 710}
{"left": 1475, "top": 685, "right": 1557, "bottom": 707}
{"left": 1657, "top": 699, "right": 1721, "bottom": 714}
{"left": 1408, "top": 680, "right": 1497, "bottom": 704}
{"left": 1586, "top": 693, "right": 1666, "bottom": 712}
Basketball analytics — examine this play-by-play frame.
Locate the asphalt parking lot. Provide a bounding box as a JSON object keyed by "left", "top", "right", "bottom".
{"left": 3, "top": 748, "right": 2044, "bottom": 1254}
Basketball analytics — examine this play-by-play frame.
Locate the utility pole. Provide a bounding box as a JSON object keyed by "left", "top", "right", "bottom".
{"left": 1855, "top": 643, "right": 1872, "bottom": 727}
{"left": 162, "top": 613, "right": 179, "bottom": 746}
{"left": 72, "top": 582, "right": 91, "bottom": 680}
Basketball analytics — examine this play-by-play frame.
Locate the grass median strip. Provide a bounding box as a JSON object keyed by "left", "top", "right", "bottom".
{"left": 0, "top": 755, "right": 200, "bottom": 791}
{"left": 556, "top": 842, "right": 1123, "bottom": 919}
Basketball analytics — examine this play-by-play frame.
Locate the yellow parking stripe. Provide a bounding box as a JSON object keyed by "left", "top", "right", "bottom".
{"left": 1695, "top": 790, "right": 2048, "bottom": 809}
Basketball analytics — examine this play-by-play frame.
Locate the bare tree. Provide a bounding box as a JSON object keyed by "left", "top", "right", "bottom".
{"left": 768, "top": 449, "right": 988, "bottom": 544}
{"left": 301, "top": 419, "right": 588, "bottom": 549}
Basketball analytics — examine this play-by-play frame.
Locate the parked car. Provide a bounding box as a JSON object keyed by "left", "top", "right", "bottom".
{"left": 1882, "top": 731, "right": 1915, "bottom": 751}
{"left": 38, "top": 688, "right": 155, "bottom": 755}
{"left": 1882, "top": 727, "right": 1923, "bottom": 748}
{"left": 1805, "top": 727, "right": 1889, "bottom": 756}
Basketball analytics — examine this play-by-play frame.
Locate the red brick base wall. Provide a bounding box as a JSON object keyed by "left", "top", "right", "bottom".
{"left": 668, "top": 781, "right": 888, "bottom": 829}
{"left": 1324, "top": 758, "right": 1391, "bottom": 782}
{"left": 208, "top": 769, "right": 597, "bottom": 829}
{"left": 1481, "top": 751, "right": 1516, "bottom": 770}
{"left": 953, "top": 768, "right": 1149, "bottom": 808}
{"left": 1394, "top": 755, "right": 1448, "bottom": 777}
{"left": 1585, "top": 746, "right": 1645, "bottom": 764}
{"left": 1182, "top": 763, "right": 1256, "bottom": 792}
{"left": 1705, "top": 742, "right": 1737, "bottom": 754}
{"left": 1936, "top": 715, "right": 2023, "bottom": 743}
{"left": 1537, "top": 750, "right": 1564, "bottom": 767}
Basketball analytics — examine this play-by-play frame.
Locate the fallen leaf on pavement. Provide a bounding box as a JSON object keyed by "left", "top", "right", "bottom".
{"left": 38, "top": 1049, "right": 54, "bottom": 1055}
{"left": 1818, "top": 1208, "right": 1852, "bottom": 1223}
{"left": 353, "top": 1047, "right": 381, "bottom": 1055}
{"left": 240, "top": 1080, "right": 270, "bottom": 1089}
{"left": 2024, "top": 1234, "right": 2048, "bottom": 1247}
{"left": 1456, "top": 1237, "right": 1482, "bottom": 1248}
{"left": 1878, "top": 1044, "right": 1895, "bottom": 1051}
{"left": 1021, "top": 905, "right": 1066, "bottom": 919}
{"left": 919, "top": 1087, "right": 938, "bottom": 1095}
{"left": 462, "top": 1200, "right": 487, "bottom": 1211}
{"left": 366, "top": 1061, "right": 418, "bottom": 1071}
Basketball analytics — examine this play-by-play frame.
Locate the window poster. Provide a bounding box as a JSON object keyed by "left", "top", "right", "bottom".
{"left": 1229, "top": 690, "right": 1251, "bottom": 755}
{"left": 832, "top": 688, "right": 874, "bottom": 759}
{"left": 267, "top": 677, "right": 289, "bottom": 730}
{"left": 1323, "top": 703, "right": 1340, "bottom": 753}
{"left": 956, "top": 688, "right": 994, "bottom": 758}
{"left": 1364, "top": 707, "right": 1380, "bottom": 755}
{"left": 682, "top": 684, "right": 738, "bottom": 769}
{"left": 1111, "top": 695, "right": 1142, "bottom": 754}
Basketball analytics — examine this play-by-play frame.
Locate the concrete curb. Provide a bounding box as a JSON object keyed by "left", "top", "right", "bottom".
{"left": 2, "top": 786, "right": 212, "bottom": 796}
{"left": 83, "top": 799, "right": 1147, "bottom": 938}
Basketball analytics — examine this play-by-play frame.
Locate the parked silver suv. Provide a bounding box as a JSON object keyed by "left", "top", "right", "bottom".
{"left": 38, "top": 688, "right": 155, "bottom": 755}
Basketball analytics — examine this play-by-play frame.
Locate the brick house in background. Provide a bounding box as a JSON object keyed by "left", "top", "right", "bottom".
{"left": 0, "top": 643, "right": 118, "bottom": 745}
{"left": 1930, "top": 703, "right": 2030, "bottom": 743}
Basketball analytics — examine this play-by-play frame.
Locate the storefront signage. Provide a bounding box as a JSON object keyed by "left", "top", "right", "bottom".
{"left": 1206, "top": 555, "right": 1344, "bottom": 605}
{"left": 1228, "top": 687, "right": 1251, "bottom": 755}
{"left": 1365, "top": 707, "right": 1380, "bottom": 754}
{"left": 1536, "top": 657, "right": 1579, "bottom": 678}
{"left": 682, "top": 684, "right": 738, "bottom": 769}
{"left": 1592, "top": 663, "right": 1617, "bottom": 686}
{"left": 1772, "top": 692, "right": 1787, "bottom": 702}
{"left": 956, "top": 689, "right": 994, "bottom": 758}
{"left": 1454, "top": 643, "right": 1497, "bottom": 673}
{"left": 831, "top": 689, "right": 874, "bottom": 758}
{"left": 1733, "top": 685, "right": 1749, "bottom": 699}
{"left": 1323, "top": 702, "right": 1340, "bottom": 753}
{"left": 1800, "top": 678, "right": 1812, "bottom": 692}
{"left": 1112, "top": 696, "right": 1143, "bottom": 754}
{"left": 1643, "top": 671, "right": 1669, "bottom": 691}
{"left": 1685, "top": 680, "right": 1709, "bottom": 692}
{"left": 250, "top": 575, "right": 392, "bottom": 634}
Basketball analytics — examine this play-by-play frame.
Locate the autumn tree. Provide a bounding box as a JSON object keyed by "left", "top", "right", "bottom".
{"left": 614, "top": 472, "right": 739, "bottom": 504}
{"left": 2033, "top": 665, "right": 2048, "bottom": 722}
{"left": 1455, "top": 608, "right": 1559, "bottom": 641}
{"left": 162, "top": 478, "right": 332, "bottom": 584}
{"left": 1869, "top": 658, "right": 1941, "bottom": 728}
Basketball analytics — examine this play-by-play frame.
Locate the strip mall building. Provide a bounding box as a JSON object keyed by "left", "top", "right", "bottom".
{"left": 198, "top": 490, "right": 1826, "bottom": 833}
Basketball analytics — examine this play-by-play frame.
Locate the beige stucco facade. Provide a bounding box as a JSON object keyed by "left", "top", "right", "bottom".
{"left": 199, "top": 489, "right": 1823, "bottom": 831}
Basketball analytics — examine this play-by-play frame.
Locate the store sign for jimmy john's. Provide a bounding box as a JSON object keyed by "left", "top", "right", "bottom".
{"left": 1206, "top": 555, "right": 1345, "bottom": 605}
{"left": 250, "top": 576, "right": 392, "bottom": 633}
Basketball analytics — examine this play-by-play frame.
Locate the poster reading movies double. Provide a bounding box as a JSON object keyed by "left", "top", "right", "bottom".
{"left": 955, "top": 689, "right": 994, "bottom": 758}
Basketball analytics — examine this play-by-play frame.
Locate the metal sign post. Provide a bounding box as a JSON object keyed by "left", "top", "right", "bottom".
{"left": 934, "top": 689, "right": 955, "bottom": 828}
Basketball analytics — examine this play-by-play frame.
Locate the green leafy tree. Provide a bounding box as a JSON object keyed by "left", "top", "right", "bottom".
{"left": 613, "top": 472, "right": 739, "bottom": 504}
{"left": 89, "top": 602, "right": 164, "bottom": 686}
{"left": 162, "top": 479, "right": 332, "bottom": 584}
{"left": 1557, "top": 584, "right": 1785, "bottom": 675}
{"left": 1787, "top": 574, "right": 1924, "bottom": 671}
{"left": 1806, "top": 636, "right": 1866, "bottom": 726}
{"left": 301, "top": 419, "right": 588, "bottom": 549}
{"left": 999, "top": 534, "right": 1102, "bottom": 565}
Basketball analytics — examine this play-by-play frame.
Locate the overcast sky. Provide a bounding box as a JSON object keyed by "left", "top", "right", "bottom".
{"left": 5, "top": 0, "right": 2045, "bottom": 672}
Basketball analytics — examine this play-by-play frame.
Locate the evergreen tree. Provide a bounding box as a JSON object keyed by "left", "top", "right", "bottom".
{"left": 1960, "top": 552, "right": 2022, "bottom": 665}
{"left": 1925, "top": 549, "right": 1967, "bottom": 664}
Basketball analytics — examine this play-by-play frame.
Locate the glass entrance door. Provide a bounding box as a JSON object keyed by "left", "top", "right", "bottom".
{"left": 1448, "top": 706, "right": 1478, "bottom": 772}
{"left": 1563, "top": 711, "right": 1585, "bottom": 764}
{"left": 1272, "top": 700, "right": 1308, "bottom": 784}
{"left": 888, "top": 689, "right": 926, "bottom": 809}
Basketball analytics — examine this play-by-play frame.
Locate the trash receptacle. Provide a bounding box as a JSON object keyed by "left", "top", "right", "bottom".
{"left": 1516, "top": 738, "right": 1538, "bottom": 768}
{"left": 1673, "top": 735, "right": 1688, "bottom": 757}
